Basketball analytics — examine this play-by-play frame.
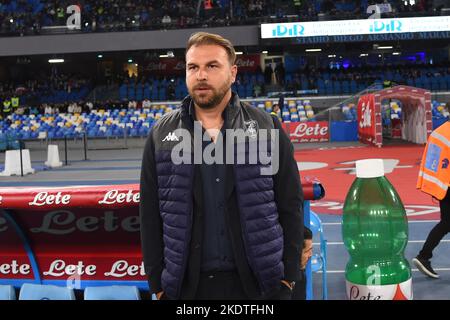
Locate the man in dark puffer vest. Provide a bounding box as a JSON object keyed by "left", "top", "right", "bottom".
{"left": 140, "top": 32, "right": 304, "bottom": 300}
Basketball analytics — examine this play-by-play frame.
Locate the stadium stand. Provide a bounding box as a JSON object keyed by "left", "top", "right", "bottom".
{"left": 0, "top": 97, "right": 321, "bottom": 139}
{"left": 0, "top": 0, "right": 444, "bottom": 36}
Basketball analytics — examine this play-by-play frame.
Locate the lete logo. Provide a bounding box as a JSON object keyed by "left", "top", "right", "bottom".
{"left": 359, "top": 102, "right": 372, "bottom": 128}
{"left": 29, "top": 192, "right": 71, "bottom": 206}
{"left": 99, "top": 190, "right": 140, "bottom": 205}
{"left": 291, "top": 123, "right": 328, "bottom": 138}
{"left": 236, "top": 58, "right": 255, "bottom": 68}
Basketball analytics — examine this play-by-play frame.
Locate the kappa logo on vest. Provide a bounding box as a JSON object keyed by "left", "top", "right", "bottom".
{"left": 162, "top": 132, "right": 179, "bottom": 142}
{"left": 442, "top": 158, "right": 449, "bottom": 169}
{"left": 244, "top": 120, "right": 258, "bottom": 138}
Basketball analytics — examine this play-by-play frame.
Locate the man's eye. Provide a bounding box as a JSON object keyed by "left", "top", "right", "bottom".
{"left": 188, "top": 66, "right": 197, "bottom": 70}
{"left": 208, "top": 65, "right": 217, "bottom": 69}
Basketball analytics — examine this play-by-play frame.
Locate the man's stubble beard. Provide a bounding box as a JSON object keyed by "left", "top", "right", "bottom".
{"left": 189, "top": 78, "right": 232, "bottom": 110}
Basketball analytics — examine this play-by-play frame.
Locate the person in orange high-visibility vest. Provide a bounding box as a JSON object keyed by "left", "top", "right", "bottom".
{"left": 413, "top": 121, "right": 450, "bottom": 279}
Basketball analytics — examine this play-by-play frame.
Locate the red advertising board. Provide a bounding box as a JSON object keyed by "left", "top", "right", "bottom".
{"left": 235, "top": 55, "right": 261, "bottom": 73}
{"left": 145, "top": 55, "right": 261, "bottom": 75}
{"left": 0, "top": 182, "right": 321, "bottom": 288}
{"left": 282, "top": 121, "right": 329, "bottom": 143}
{"left": 145, "top": 58, "right": 186, "bottom": 75}
{"left": 357, "top": 94, "right": 377, "bottom": 146}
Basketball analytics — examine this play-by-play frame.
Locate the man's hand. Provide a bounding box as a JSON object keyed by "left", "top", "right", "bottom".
{"left": 281, "top": 280, "right": 295, "bottom": 290}
{"left": 156, "top": 291, "right": 164, "bottom": 300}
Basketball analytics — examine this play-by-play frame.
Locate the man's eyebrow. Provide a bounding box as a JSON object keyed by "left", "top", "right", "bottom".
{"left": 187, "top": 60, "right": 222, "bottom": 66}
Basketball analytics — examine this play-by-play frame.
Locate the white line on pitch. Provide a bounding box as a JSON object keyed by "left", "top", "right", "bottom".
{"left": 313, "top": 240, "right": 450, "bottom": 245}
{"left": 323, "top": 220, "right": 440, "bottom": 226}
{"left": 320, "top": 268, "right": 450, "bottom": 274}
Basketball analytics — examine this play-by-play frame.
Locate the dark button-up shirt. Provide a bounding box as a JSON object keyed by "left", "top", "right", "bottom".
{"left": 189, "top": 103, "right": 236, "bottom": 272}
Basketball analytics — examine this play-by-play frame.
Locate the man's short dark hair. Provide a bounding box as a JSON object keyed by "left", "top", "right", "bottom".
{"left": 186, "top": 32, "right": 236, "bottom": 66}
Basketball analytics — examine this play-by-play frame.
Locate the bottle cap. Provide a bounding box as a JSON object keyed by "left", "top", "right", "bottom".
{"left": 355, "top": 159, "right": 385, "bottom": 178}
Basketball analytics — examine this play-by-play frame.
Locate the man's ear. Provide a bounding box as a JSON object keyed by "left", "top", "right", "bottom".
{"left": 231, "top": 65, "right": 237, "bottom": 83}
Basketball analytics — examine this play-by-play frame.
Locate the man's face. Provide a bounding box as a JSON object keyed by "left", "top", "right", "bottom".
{"left": 186, "top": 44, "right": 237, "bottom": 110}
{"left": 301, "top": 239, "right": 313, "bottom": 270}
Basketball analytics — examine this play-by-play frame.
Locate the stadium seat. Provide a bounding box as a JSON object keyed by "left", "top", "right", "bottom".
{"left": 19, "top": 284, "right": 76, "bottom": 300}
{"left": 0, "top": 285, "right": 16, "bottom": 300}
{"left": 84, "top": 286, "right": 140, "bottom": 300}
{"left": 332, "top": 81, "right": 341, "bottom": 95}
{"left": 341, "top": 81, "right": 350, "bottom": 94}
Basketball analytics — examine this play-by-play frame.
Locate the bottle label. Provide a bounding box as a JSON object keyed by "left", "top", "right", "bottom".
{"left": 346, "top": 278, "right": 412, "bottom": 300}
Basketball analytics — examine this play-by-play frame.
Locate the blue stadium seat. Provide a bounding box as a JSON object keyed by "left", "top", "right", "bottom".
{"left": 422, "top": 77, "right": 431, "bottom": 90}
{"left": 119, "top": 84, "right": 128, "bottom": 100}
{"left": 0, "top": 285, "right": 16, "bottom": 300}
{"left": 151, "top": 89, "right": 158, "bottom": 101}
{"left": 237, "top": 85, "right": 245, "bottom": 97}
{"left": 143, "top": 85, "right": 151, "bottom": 99}
{"left": 158, "top": 88, "right": 166, "bottom": 101}
{"left": 350, "top": 80, "right": 357, "bottom": 93}
{"left": 245, "top": 84, "right": 253, "bottom": 97}
{"left": 406, "top": 78, "right": 414, "bottom": 87}
{"left": 84, "top": 286, "right": 140, "bottom": 300}
{"left": 19, "top": 284, "right": 76, "bottom": 300}
{"left": 325, "top": 83, "right": 333, "bottom": 95}
{"left": 438, "top": 78, "right": 446, "bottom": 91}
{"left": 136, "top": 83, "right": 143, "bottom": 101}
{"left": 285, "top": 74, "right": 293, "bottom": 83}
{"left": 301, "top": 80, "right": 308, "bottom": 90}
{"left": 128, "top": 87, "right": 136, "bottom": 100}
{"left": 431, "top": 78, "right": 439, "bottom": 91}
{"left": 332, "top": 81, "right": 341, "bottom": 95}
{"left": 341, "top": 81, "right": 350, "bottom": 94}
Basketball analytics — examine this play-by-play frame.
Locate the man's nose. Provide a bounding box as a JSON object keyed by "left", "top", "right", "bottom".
{"left": 196, "top": 68, "right": 207, "bottom": 81}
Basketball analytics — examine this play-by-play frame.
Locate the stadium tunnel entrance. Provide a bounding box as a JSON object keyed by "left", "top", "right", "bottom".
{"left": 357, "top": 85, "right": 432, "bottom": 147}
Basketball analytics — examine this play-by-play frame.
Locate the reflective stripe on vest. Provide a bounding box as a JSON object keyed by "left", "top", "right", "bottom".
{"left": 11, "top": 97, "right": 19, "bottom": 108}
{"left": 418, "top": 170, "right": 448, "bottom": 191}
{"left": 3, "top": 101, "right": 11, "bottom": 112}
{"left": 431, "top": 130, "right": 450, "bottom": 148}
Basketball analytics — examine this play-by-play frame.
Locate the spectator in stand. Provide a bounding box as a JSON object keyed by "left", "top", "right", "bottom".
{"left": 15, "top": 105, "right": 25, "bottom": 115}
{"left": 0, "top": 0, "right": 436, "bottom": 36}
{"left": 253, "top": 83, "right": 262, "bottom": 97}
{"left": 128, "top": 100, "right": 137, "bottom": 109}
{"left": 44, "top": 104, "right": 53, "bottom": 115}
{"left": 161, "top": 14, "right": 172, "bottom": 27}
{"left": 29, "top": 105, "right": 39, "bottom": 116}
{"left": 67, "top": 102, "right": 75, "bottom": 114}
{"left": 142, "top": 98, "right": 152, "bottom": 110}
{"left": 264, "top": 64, "right": 274, "bottom": 85}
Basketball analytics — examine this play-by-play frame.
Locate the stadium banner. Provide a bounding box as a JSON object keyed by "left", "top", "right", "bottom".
{"left": 0, "top": 183, "right": 321, "bottom": 288}
{"left": 282, "top": 121, "right": 329, "bottom": 143}
{"left": 357, "top": 94, "right": 377, "bottom": 146}
{"left": 235, "top": 54, "right": 261, "bottom": 72}
{"left": 261, "top": 16, "right": 450, "bottom": 39}
{"left": 145, "top": 58, "right": 186, "bottom": 75}
{"left": 145, "top": 54, "right": 260, "bottom": 75}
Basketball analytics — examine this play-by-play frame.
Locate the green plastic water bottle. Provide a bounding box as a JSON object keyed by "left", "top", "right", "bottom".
{"left": 342, "top": 159, "right": 412, "bottom": 300}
